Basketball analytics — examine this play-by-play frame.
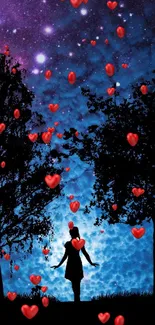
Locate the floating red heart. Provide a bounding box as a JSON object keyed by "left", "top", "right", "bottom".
{"left": 131, "top": 227, "right": 145, "bottom": 239}
{"left": 70, "top": 201, "right": 80, "bottom": 213}
{"left": 14, "top": 265, "right": 20, "bottom": 271}
{"left": 4, "top": 254, "right": 10, "bottom": 260}
{"left": 68, "top": 221, "right": 74, "bottom": 229}
{"left": 65, "top": 167, "right": 70, "bottom": 172}
{"left": 112, "top": 204, "right": 117, "bottom": 211}
{"left": 29, "top": 275, "right": 41, "bottom": 285}
{"left": 54, "top": 122, "right": 59, "bottom": 126}
{"left": 7, "top": 292, "right": 17, "bottom": 301}
{"left": 140, "top": 85, "right": 148, "bottom": 95}
{"left": 41, "top": 286, "right": 48, "bottom": 293}
{"left": 90, "top": 40, "right": 96, "bottom": 46}
{"left": 45, "top": 174, "right": 61, "bottom": 189}
{"left": 104, "top": 39, "right": 109, "bottom": 44}
{"left": 48, "top": 104, "right": 59, "bottom": 112}
{"left": 1, "top": 161, "right": 6, "bottom": 168}
{"left": 114, "top": 315, "right": 125, "bottom": 325}
{"left": 42, "top": 131, "right": 52, "bottom": 144}
{"left": 68, "top": 71, "right": 76, "bottom": 84}
{"left": 107, "top": 88, "right": 115, "bottom": 96}
{"left": 72, "top": 238, "right": 85, "bottom": 250}
{"left": 45, "top": 70, "right": 52, "bottom": 80}
{"left": 12, "top": 68, "right": 17, "bottom": 74}
{"left": 14, "top": 109, "right": 20, "bottom": 119}
{"left": 28, "top": 133, "right": 38, "bottom": 143}
{"left": 48, "top": 127, "right": 55, "bottom": 133}
{"left": 105, "top": 63, "right": 115, "bottom": 77}
{"left": 42, "top": 248, "right": 50, "bottom": 255}
{"left": 0, "top": 123, "right": 6, "bottom": 134}
{"left": 132, "top": 187, "right": 145, "bottom": 197}
{"left": 127, "top": 133, "right": 139, "bottom": 146}
{"left": 116, "top": 26, "right": 125, "bottom": 38}
{"left": 122, "top": 63, "right": 128, "bottom": 69}
{"left": 21, "top": 305, "right": 39, "bottom": 319}
{"left": 42, "top": 297, "right": 49, "bottom": 307}
{"left": 56, "top": 133, "right": 63, "bottom": 139}
{"left": 70, "top": 0, "right": 82, "bottom": 8}
{"left": 107, "top": 1, "right": 118, "bottom": 10}
{"left": 69, "top": 195, "right": 74, "bottom": 200}
{"left": 82, "top": 0, "right": 88, "bottom": 3}
{"left": 98, "top": 312, "right": 110, "bottom": 323}
{"left": 75, "top": 131, "right": 79, "bottom": 137}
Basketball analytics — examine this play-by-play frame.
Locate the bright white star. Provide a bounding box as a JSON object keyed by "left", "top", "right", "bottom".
{"left": 32, "top": 68, "right": 39, "bottom": 75}
{"left": 35, "top": 53, "right": 46, "bottom": 64}
{"left": 44, "top": 26, "right": 53, "bottom": 34}
{"left": 80, "top": 8, "right": 87, "bottom": 16}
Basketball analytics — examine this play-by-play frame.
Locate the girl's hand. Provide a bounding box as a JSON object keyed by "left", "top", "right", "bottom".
{"left": 92, "top": 263, "right": 99, "bottom": 267}
{"left": 51, "top": 265, "right": 59, "bottom": 269}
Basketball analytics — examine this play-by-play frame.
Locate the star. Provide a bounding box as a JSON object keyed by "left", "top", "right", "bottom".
{"left": 80, "top": 8, "right": 88, "bottom": 16}
{"left": 35, "top": 53, "right": 46, "bottom": 64}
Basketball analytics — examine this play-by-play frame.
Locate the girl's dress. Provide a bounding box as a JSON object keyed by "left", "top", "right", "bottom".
{"left": 64, "top": 240, "right": 84, "bottom": 281}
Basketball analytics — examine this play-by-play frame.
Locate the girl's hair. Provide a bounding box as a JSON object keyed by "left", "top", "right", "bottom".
{"left": 69, "top": 226, "right": 80, "bottom": 239}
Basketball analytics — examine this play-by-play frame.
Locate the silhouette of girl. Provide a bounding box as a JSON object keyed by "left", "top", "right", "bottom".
{"left": 51, "top": 226, "right": 99, "bottom": 302}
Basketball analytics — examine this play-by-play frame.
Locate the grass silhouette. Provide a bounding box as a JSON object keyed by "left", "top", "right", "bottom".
{"left": 1, "top": 292, "right": 154, "bottom": 325}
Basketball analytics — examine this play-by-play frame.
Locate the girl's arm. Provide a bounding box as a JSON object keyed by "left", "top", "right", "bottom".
{"left": 81, "top": 246, "right": 99, "bottom": 266}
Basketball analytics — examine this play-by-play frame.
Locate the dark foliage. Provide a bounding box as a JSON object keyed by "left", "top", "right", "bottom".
{"left": 62, "top": 74, "right": 155, "bottom": 228}
{"left": 0, "top": 53, "right": 63, "bottom": 257}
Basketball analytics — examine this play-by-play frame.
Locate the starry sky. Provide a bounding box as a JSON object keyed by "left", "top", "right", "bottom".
{"left": 0, "top": 0, "right": 155, "bottom": 301}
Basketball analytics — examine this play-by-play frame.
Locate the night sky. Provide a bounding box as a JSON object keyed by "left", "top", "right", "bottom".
{"left": 0, "top": 0, "right": 155, "bottom": 301}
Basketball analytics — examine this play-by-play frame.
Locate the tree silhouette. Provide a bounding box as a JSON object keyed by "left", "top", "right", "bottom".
{"left": 63, "top": 74, "right": 155, "bottom": 293}
{"left": 0, "top": 53, "right": 63, "bottom": 301}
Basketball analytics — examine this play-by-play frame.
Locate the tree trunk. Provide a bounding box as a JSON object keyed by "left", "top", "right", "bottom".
{"left": 0, "top": 266, "right": 4, "bottom": 302}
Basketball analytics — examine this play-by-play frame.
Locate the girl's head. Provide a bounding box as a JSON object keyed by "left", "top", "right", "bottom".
{"left": 69, "top": 226, "right": 80, "bottom": 239}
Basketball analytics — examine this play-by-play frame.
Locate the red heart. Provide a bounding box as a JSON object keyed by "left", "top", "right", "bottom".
{"left": 48, "top": 104, "right": 59, "bottom": 112}
{"left": 132, "top": 187, "right": 145, "bottom": 197}
{"left": 42, "top": 248, "right": 50, "bottom": 255}
{"left": 54, "top": 121, "right": 59, "bottom": 126}
{"left": 70, "top": 0, "right": 83, "bottom": 8}
{"left": 140, "top": 85, "right": 148, "bottom": 95}
{"left": 68, "top": 221, "right": 74, "bottom": 229}
{"left": 70, "top": 201, "right": 80, "bottom": 213}
{"left": 56, "top": 133, "right": 63, "bottom": 139}
{"left": 112, "top": 204, "right": 117, "bottom": 211}
{"left": 72, "top": 238, "right": 85, "bottom": 250}
{"left": 122, "top": 63, "right": 128, "bottom": 69}
{"left": 82, "top": 0, "right": 88, "bottom": 3}
{"left": 0, "top": 123, "right": 6, "bottom": 134}
{"left": 65, "top": 167, "right": 70, "bottom": 172}
{"left": 48, "top": 127, "right": 55, "bottom": 133}
{"left": 29, "top": 275, "right": 42, "bottom": 285}
{"left": 90, "top": 40, "right": 96, "bottom": 46}
{"left": 104, "top": 39, "right": 109, "bottom": 45}
{"left": 42, "top": 131, "right": 52, "bottom": 144}
{"left": 42, "top": 297, "right": 49, "bottom": 307}
{"left": 98, "top": 312, "right": 110, "bottom": 323}
{"left": 69, "top": 195, "right": 74, "bottom": 200}
{"left": 14, "top": 109, "right": 20, "bottom": 119}
{"left": 131, "top": 227, "right": 145, "bottom": 239}
{"left": 75, "top": 131, "right": 79, "bottom": 137}
{"left": 41, "top": 286, "right": 48, "bottom": 293}
{"left": 21, "top": 305, "right": 39, "bottom": 319}
{"left": 1, "top": 161, "right": 6, "bottom": 168}
{"left": 107, "top": 1, "right": 118, "bottom": 10}
{"left": 7, "top": 292, "right": 17, "bottom": 301}
{"left": 114, "top": 315, "right": 125, "bottom": 325}
{"left": 45, "top": 174, "right": 61, "bottom": 189}
{"left": 14, "top": 265, "right": 20, "bottom": 271}
{"left": 4, "top": 254, "right": 10, "bottom": 260}
{"left": 127, "top": 133, "right": 139, "bottom": 146}
{"left": 107, "top": 87, "right": 115, "bottom": 96}
{"left": 28, "top": 133, "right": 38, "bottom": 143}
